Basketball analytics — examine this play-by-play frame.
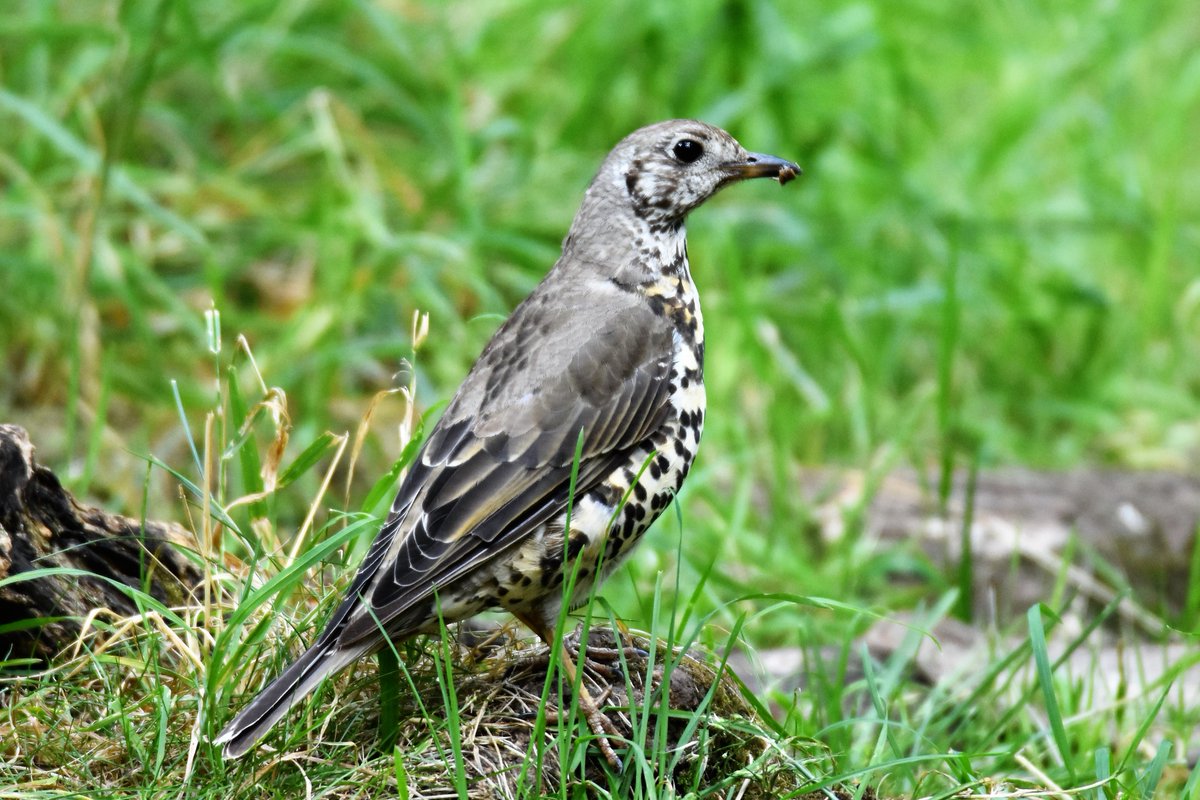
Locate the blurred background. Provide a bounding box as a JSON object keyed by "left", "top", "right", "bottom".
{"left": 1, "top": 0, "right": 1198, "bottom": 789}
{"left": 4, "top": 0, "right": 1199, "bottom": 620}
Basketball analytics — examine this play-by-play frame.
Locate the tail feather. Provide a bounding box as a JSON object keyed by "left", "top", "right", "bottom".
{"left": 214, "top": 642, "right": 366, "bottom": 759}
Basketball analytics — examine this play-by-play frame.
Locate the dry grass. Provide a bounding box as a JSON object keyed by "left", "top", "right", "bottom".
{"left": 219, "top": 623, "right": 827, "bottom": 798}
{"left": 1, "top": 605, "right": 831, "bottom": 797}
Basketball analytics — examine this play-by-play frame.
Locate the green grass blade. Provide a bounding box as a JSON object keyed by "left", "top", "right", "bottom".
{"left": 376, "top": 645, "right": 400, "bottom": 754}
{"left": 1093, "top": 746, "right": 1111, "bottom": 800}
{"left": 1115, "top": 683, "right": 1174, "bottom": 780}
{"left": 276, "top": 431, "right": 342, "bottom": 489}
{"left": 1181, "top": 755, "right": 1200, "bottom": 800}
{"left": 1138, "top": 740, "right": 1171, "bottom": 800}
{"left": 1028, "top": 604, "right": 1075, "bottom": 781}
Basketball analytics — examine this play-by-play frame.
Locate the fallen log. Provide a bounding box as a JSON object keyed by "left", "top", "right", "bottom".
{"left": 0, "top": 424, "right": 201, "bottom": 663}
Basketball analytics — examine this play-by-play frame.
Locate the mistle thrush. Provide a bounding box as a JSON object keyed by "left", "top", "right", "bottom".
{"left": 215, "top": 120, "right": 799, "bottom": 767}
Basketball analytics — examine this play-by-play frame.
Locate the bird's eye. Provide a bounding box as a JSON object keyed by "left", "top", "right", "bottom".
{"left": 672, "top": 139, "right": 704, "bottom": 163}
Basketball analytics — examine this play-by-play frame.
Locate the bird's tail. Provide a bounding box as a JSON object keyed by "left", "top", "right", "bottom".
{"left": 214, "top": 640, "right": 366, "bottom": 759}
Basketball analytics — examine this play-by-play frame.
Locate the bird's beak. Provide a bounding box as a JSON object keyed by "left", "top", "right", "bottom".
{"left": 723, "top": 152, "right": 802, "bottom": 185}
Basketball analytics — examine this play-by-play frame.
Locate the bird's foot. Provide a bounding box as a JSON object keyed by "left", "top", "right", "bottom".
{"left": 562, "top": 626, "right": 648, "bottom": 679}
{"left": 534, "top": 679, "right": 624, "bottom": 769}
{"left": 542, "top": 684, "right": 613, "bottom": 724}
{"left": 508, "top": 616, "right": 635, "bottom": 769}
{"left": 554, "top": 647, "right": 626, "bottom": 771}
{"left": 573, "top": 681, "right": 625, "bottom": 771}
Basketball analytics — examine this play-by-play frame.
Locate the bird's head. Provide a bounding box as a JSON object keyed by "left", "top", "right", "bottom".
{"left": 594, "top": 119, "right": 800, "bottom": 229}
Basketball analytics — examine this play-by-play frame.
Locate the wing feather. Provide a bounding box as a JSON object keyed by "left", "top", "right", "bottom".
{"left": 329, "top": 280, "right": 675, "bottom": 649}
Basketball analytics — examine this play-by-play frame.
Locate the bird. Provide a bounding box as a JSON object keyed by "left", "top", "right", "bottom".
{"left": 214, "top": 119, "right": 799, "bottom": 768}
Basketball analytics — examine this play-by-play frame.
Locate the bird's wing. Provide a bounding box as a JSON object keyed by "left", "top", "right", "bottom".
{"left": 329, "top": 284, "right": 674, "bottom": 648}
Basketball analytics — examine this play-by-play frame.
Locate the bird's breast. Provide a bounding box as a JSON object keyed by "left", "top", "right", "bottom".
{"left": 639, "top": 254, "right": 705, "bottom": 350}
{"left": 494, "top": 263, "right": 708, "bottom": 627}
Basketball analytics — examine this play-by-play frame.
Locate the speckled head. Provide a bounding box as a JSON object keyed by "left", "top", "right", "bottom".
{"left": 592, "top": 119, "right": 801, "bottom": 227}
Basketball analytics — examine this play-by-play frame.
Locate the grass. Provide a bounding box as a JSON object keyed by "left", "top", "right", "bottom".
{"left": 1, "top": 0, "right": 1199, "bottom": 797}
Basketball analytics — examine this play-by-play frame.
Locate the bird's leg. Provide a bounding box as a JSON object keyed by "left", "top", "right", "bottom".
{"left": 556, "top": 642, "right": 625, "bottom": 771}
{"left": 513, "top": 612, "right": 625, "bottom": 770}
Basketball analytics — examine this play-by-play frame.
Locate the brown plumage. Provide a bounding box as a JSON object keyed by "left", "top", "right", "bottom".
{"left": 214, "top": 119, "right": 799, "bottom": 767}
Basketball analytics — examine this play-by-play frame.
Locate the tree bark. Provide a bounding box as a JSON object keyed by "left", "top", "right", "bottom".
{"left": 0, "top": 424, "right": 201, "bottom": 663}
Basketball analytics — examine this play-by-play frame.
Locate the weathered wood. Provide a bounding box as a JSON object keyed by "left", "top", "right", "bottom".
{"left": 808, "top": 466, "right": 1200, "bottom": 623}
{"left": 0, "top": 424, "right": 201, "bottom": 662}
